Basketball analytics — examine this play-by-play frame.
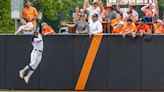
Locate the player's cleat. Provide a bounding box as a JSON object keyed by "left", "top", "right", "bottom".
{"left": 24, "top": 76, "right": 29, "bottom": 84}
{"left": 19, "top": 70, "right": 24, "bottom": 79}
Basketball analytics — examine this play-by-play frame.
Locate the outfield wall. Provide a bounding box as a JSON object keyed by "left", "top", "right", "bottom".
{"left": 0, "top": 35, "right": 164, "bottom": 90}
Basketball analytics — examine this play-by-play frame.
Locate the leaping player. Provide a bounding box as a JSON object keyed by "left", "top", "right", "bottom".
{"left": 18, "top": 30, "right": 44, "bottom": 84}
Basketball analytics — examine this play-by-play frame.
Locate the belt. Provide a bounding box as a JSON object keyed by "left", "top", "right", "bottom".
{"left": 34, "top": 49, "right": 43, "bottom": 52}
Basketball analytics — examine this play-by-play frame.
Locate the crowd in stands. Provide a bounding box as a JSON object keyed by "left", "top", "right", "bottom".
{"left": 60, "top": 0, "right": 164, "bottom": 37}
{"left": 15, "top": 0, "right": 56, "bottom": 36}
{"left": 15, "top": 0, "right": 164, "bottom": 38}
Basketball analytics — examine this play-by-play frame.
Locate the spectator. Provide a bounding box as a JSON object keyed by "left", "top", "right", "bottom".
{"left": 112, "top": 21, "right": 124, "bottom": 34}
{"left": 111, "top": 13, "right": 124, "bottom": 26}
{"left": 89, "top": 13, "right": 103, "bottom": 34}
{"left": 80, "top": 9, "right": 87, "bottom": 19}
{"left": 103, "top": 4, "right": 117, "bottom": 22}
{"left": 136, "top": 18, "right": 152, "bottom": 37}
{"left": 83, "top": 0, "right": 103, "bottom": 23}
{"left": 154, "top": 20, "right": 164, "bottom": 34}
{"left": 61, "top": 14, "right": 89, "bottom": 34}
{"left": 122, "top": 18, "right": 137, "bottom": 38}
{"left": 15, "top": 18, "right": 34, "bottom": 35}
{"left": 117, "top": 1, "right": 139, "bottom": 20}
{"left": 141, "top": 4, "right": 157, "bottom": 22}
{"left": 23, "top": 0, "right": 38, "bottom": 26}
{"left": 123, "top": 10, "right": 137, "bottom": 23}
{"left": 41, "top": 22, "right": 56, "bottom": 36}
{"left": 72, "top": 7, "right": 81, "bottom": 23}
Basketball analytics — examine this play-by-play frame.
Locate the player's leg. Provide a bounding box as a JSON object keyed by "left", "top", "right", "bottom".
{"left": 19, "top": 50, "right": 35, "bottom": 79}
{"left": 24, "top": 51, "right": 42, "bottom": 83}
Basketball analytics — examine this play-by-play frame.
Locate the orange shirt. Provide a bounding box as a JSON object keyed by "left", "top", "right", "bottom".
{"left": 122, "top": 23, "right": 136, "bottom": 33}
{"left": 154, "top": 25, "right": 164, "bottom": 34}
{"left": 136, "top": 24, "right": 151, "bottom": 33}
{"left": 42, "top": 25, "right": 54, "bottom": 35}
{"left": 23, "top": 6, "right": 38, "bottom": 26}
{"left": 153, "top": 23, "right": 158, "bottom": 32}
{"left": 112, "top": 27, "right": 123, "bottom": 34}
{"left": 111, "top": 19, "right": 125, "bottom": 25}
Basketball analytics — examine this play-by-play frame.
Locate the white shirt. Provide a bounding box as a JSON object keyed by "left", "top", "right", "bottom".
{"left": 32, "top": 33, "right": 44, "bottom": 51}
{"left": 120, "top": 8, "right": 139, "bottom": 20}
{"left": 17, "top": 22, "right": 34, "bottom": 35}
{"left": 87, "top": 5, "right": 102, "bottom": 23}
{"left": 89, "top": 20, "right": 103, "bottom": 34}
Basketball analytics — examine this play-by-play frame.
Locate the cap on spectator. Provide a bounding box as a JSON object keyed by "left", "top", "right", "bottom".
{"left": 129, "top": 3, "right": 136, "bottom": 9}
{"left": 157, "top": 20, "right": 164, "bottom": 25}
{"left": 129, "top": 3, "right": 136, "bottom": 6}
{"left": 92, "top": 13, "right": 98, "bottom": 18}
{"left": 92, "top": 0, "right": 98, "bottom": 4}
{"left": 117, "top": 21, "right": 124, "bottom": 25}
{"left": 126, "top": 18, "right": 133, "bottom": 22}
{"left": 139, "top": 18, "right": 145, "bottom": 22}
{"left": 104, "top": 3, "right": 114, "bottom": 9}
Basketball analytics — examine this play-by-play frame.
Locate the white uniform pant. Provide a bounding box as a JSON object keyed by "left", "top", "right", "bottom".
{"left": 29, "top": 49, "right": 42, "bottom": 70}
